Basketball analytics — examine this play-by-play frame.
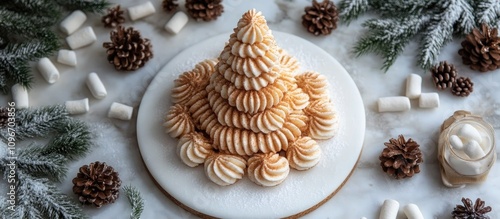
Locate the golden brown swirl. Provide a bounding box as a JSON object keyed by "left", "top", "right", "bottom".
{"left": 222, "top": 47, "right": 279, "bottom": 78}
{"left": 177, "top": 132, "right": 213, "bottom": 167}
{"left": 229, "top": 34, "right": 274, "bottom": 58}
{"left": 204, "top": 153, "right": 247, "bottom": 186}
{"left": 217, "top": 61, "right": 280, "bottom": 91}
{"left": 282, "top": 87, "right": 310, "bottom": 111}
{"left": 171, "top": 59, "right": 217, "bottom": 106}
{"left": 286, "top": 136, "right": 321, "bottom": 170}
{"left": 235, "top": 9, "right": 270, "bottom": 44}
{"left": 279, "top": 49, "right": 300, "bottom": 74}
{"left": 295, "top": 71, "right": 329, "bottom": 100}
{"left": 163, "top": 104, "right": 195, "bottom": 138}
{"left": 304, "top": 99, "right": 338, "bottom": 140}
{"left": 247, "top": 153, "right": 289, "bottom": 186}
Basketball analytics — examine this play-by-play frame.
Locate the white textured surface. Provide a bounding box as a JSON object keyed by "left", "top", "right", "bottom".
{"left": 0, "top": 0, "right": 499, "bottom": 218}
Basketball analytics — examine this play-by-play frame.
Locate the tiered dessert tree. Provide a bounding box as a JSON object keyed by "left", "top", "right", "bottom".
{"left": 164, "top": 9, "right": 338, "bottom": 187}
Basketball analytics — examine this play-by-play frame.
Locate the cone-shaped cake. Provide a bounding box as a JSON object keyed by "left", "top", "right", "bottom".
{"left": 164, "top": 9, "right": 338, "bottom": 187}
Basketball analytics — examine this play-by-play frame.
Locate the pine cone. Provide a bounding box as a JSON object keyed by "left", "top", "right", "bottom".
{"left": 103, "top": 26, "right": 153, "bottom": 71}
{"left": 185, "top": 0, "right": 224, "bottom": 22}
{"left": 302, "top": 0, "right": 339, "bottom": 36}
{"left": 0, "top": 108, "right": 8, "bottom": 128}
{"left": 431, "top": 61, "right": 457, "bottom": 90}
{"left": 451, "top": 76, "right": 473, "bottom": 97}
{"left": 452, "top": 197, "right": 492, "bottom": 219}
{"left": 379, "top": 135, "right": 423, "bottom": 179}
{"left": 458, "top": 23, "right": 500, "bottom": 72}
{"left": 101, "top": 5, "right": 125, "bottom": 28}
{"left": 72, "top": 161, "right": 121, "bottom": 208}
{"left": 162, "top": 0, "right": 178, "bottom": 13}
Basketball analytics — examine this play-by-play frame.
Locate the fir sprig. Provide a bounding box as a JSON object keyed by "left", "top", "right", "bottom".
{"left": 124, "top": 185, "right": 145, "bottom": 219}
{"left": 339, "top": 0, "right": 500, "bottom": 71}
{"left": 0, "top": 0, "right": 109, "bottom": 93}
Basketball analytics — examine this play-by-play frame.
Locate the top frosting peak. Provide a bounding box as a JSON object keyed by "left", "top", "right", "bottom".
{"left": 236, "top": 9, "right": 270, "bottom": 44}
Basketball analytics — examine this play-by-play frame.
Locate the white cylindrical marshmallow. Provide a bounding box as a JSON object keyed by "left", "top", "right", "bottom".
{"left": 378, "top": 96, "right": 410, "bottom": 112}
{"left": 165, "top": 11, "right": 189, "bottom": 34}
{"left": 450, "top": 135, "right": 464, "bottom": 150}
{"left": 403, "top": 203, "right": 424, "bottom": 219}
{"left": 37, "top": 58, "right": 59, "bottom": 84}
{"left": 457, "top": 124, "right": 482, "bottom": 143}
{"left": 128, "top": 1, "right": 156, "bottom": 21}
{"left": 11, "top": 84, "right": 28, "bottom": 109}
{"left": 406, "top": 73, "right": 422, "bottom": 99}
{"left": 361, "top": 217, "right": 368, "bottom": 219}
{"left": 86, "top": 72, "right": 107, "bottom": 99}
{"left": 448, "top": 154, "right": 482, "bottom": 175}
{"left": 108, "top": 102, "right": 133, "bottom": 120}
{"left": 379, "top": 199, "right": 399, "bottom": 219}
{"left": 65, "top": 98, "right": 89, "bottom": 115}
{"left": 59, "top": 10, "right": 87, "bottom": 35}
{"left": 66, "top": 26, "right": 96, "bottom": 50}
{"left": 57, "top": 49, "right": 77, "bottom": 66}
{"left": 418, "top": 92, "right": 439, "bottom": 108}
{"left": 464, "top": 140, "right": 486, "bottom": 159}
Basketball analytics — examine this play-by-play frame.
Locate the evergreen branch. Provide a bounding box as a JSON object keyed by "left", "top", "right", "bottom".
{"left": 55, "top": 0, "right": 109, "bottom": 13}
{"left": 475, "top": 0, "right": 500, "bottom": 26}
{"left": 338, "top": 0, "right": 370, "bottom": 25}
{"left": 0, "top": 0, "right": 62, "bottom": 17}
{"left": 15, "top": 145, "right": 67, "bottom": 181}
{"left": 123, "top": 185, "right": 145, "bottom": 219}
{"left": 0, "top": 30, "right": 59, "bottom": 62}
{"left": 42, "top": 119, "right": 92, "bottom": 160}
{"left": 16, "top": 172, "right": 88, "bottom": 219}
{"left": 0, "top": 8, "right": 56, "bottom": 36}
{"left": 454, "top": 0, "right": 475, "bottom": 34}
{"left": 370, "top": 0, "right": 438, "bottom": 17}
{"left": 0, "top": 60, "right": 33, "bottom": 92}
{"left": 0, "top": 105, "right": 68, "bottom": 140}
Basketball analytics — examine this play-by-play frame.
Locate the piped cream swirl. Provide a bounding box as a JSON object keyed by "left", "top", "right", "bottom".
{"left": 295, "top": 71, "right": 329, "bottom": 100}
{"left": 204, "top": 153, "right": 247, "bottom": 186}
{"left": 286, "top": 137, "right": 321, "bottom": 170}
{"left": 236, "top": 9, "right": 269, "bottom": 45}
{"left": 163, "top": 104, "right": 195, "bottom": 138}
{"left": 171, "top": 59, "right": 217, "bottom": 106}
{"left": 177, "top": 132, "right": 213, "bottom": 167}
{"left": 304, "top": 99, "right": 338, "bottom": 140}
{"left": 247, "top": 153, "right": 289, "bottom": 186}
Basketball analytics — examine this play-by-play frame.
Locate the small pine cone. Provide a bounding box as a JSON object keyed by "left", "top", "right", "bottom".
{"left": 379, "top": 135, "right": 423, "bottom": 180}
{"left": 102, "top": 5, "right": 125, "bottom": 28}
{"left": 0, "top": 108, "right": 8, "bottom": 128}
{"left": 72, "top": 161, "right": 121, "bottom": 208}
{"left": 458, "top": 23, "right": 500, "bottom": 72}
{"left": 185, "top": 0, "right": 224, "bottom": 22}
{"left": 302, "top": 0, "right": 339, "bottom": 36}
{"left": 103, "top": 26, "right": 153, "bottom": 71}
{"left": 451, "top": 77, "right": 473, "bottom": 97}
{"left": 431, "top": 61, "right": 457, "bottom": 90}
{"left": 162, "top": 0, "right": 178, "bottom": 13}
{"left": 452, "top": 197, "right": 492, "bottom": 219}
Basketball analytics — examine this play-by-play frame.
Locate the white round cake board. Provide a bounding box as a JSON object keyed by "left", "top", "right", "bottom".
{"left": 137, "top": 31, "right": 365, "bottom": 218}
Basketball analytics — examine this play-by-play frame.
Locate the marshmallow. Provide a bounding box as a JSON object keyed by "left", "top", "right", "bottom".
{"left": 128, "top": 1, "right": 156, "bottom": 21}
{"left": 447, "top": 153, "right": 482, "bottom": 175}
{"left": 108, "top": 102, "right": 133, "bottom": 120}
{"left": 406, "top": 73, "right": 422, "bottom": 99}
{"left": 65, "top": 98, "right": 89, "bottom": 115}
{"left": 165, "top": 11, "right": 189, "bottom": 34}
{"left": 59, "top": 10, "right": 87, "bottom": 35}
{"left": 379, "top": 199, "right": 399, "bottom": 219}
{"left": 464, "top": 140, "right": 486, "bottom": 159}
{"left": 378, "top": 96, "right": 411, "bottom": 112}
{"left": 86, "top": 72, "right": 107, "bottom": 99}
{"left": 418, "top": 92, "right": 439, "bottom": 108}
{"left": 57, "top": 49, "right": 77, "bottom": 66}
{"left": 457, "top": 124, "right": 482, "bottom": 143}
{"left": 361, "top": 217, "right": 368, "bottom": 219}
{"left": 11, "top": 84, "right": 29, "bottom": 109}
{"left": 450, "top": 135, "right": 464, "bottom": 150}
{"left": 37, "top": 58, "right": 59, "bottom": 84}
{"left": 66, "top": 26, "right": 96, "bottom": 49}
{"left": 403, "top": 203, "right": 424, "bottom": 219}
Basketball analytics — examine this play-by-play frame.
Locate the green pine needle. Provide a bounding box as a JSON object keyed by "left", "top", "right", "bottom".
{"left": 42, "top": 119, "right": 92, "bottom": 160}
{"left": 338, "top": 0, "right": 370, "bottom": 25}
{"left": 124, "top": 185, "right": 145, "bottom": 219}
{"left": 16, "top": 145, "right": 68, "bottom": 181}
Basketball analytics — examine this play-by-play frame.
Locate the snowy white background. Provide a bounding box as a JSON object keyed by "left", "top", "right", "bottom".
{"left": 1, "top": 0, "right": 500, "bottom": 218}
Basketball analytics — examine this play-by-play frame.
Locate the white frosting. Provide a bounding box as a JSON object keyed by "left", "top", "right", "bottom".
{"left": 247, "top": 153, "right": 290, "bottom": 186}
{"left": 177, "top": 132, "right": 213, "bottom": 167}
{"left": 304, "top": 99, "right": 338, "bottom": 140}
{"left": 163, "top": 104, "right": 195, "bottom": 138}
{"left": 204, "top": 153, "right": 247, "bottom": 186}
{"left": 286, "top": 137, "right": 321, "bottom": 170}
{"left": 235, "top": 9, "right": 270, "bottom": 45}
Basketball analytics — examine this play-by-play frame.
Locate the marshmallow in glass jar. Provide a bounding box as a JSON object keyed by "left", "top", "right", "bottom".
{"left": 437, "top": 110, "right": 496, "bottom": 187}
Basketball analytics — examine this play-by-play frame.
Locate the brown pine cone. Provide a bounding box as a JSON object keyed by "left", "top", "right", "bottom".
{"left": 458, "top": 23, "right": 500, "bottom": 72}
{"left": 185, "top": 0, "right": 224, "bottom": 22}
{"left": 452, "top": 197, "right": 492, "bottom": 219}
{"left": 101, "top": 5, "right": 125, "bottom": 28}
{"left": 451, "top": 76, "right": 473, "bottom": 97}
{"left": 162, "top": 0, "right": 178, "bottom": 13}
{"left": 302, "top": 0, "right": 339, "bottom": 36}
{"left": 103, "top": 26, "right": 153, "bottom": 71}
{"left": 431, "top": 61, "right": 457, "bottom": 90}
{"left": 72, "top": 161, "right": 121, "bottom": 208}
{"left": 379, "top": 135, "right": 423, "bottom": 179}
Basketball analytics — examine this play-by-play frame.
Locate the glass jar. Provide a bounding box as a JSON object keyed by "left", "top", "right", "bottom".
{"left": 438, "top": 111, "right": 496, "bottom": 187}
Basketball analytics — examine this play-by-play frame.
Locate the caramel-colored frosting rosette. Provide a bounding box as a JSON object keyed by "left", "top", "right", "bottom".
{"left": 163, "top": 9, "right": 339, "bottom": 187}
